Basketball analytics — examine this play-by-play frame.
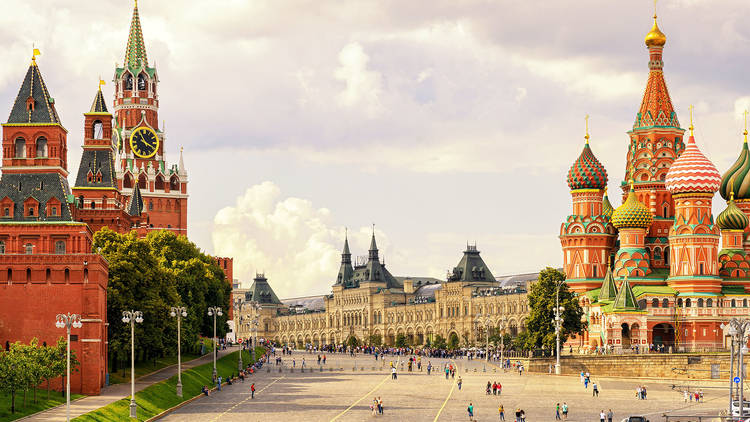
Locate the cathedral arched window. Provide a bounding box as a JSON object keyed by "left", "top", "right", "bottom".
{"left": 707, "top": 298, "right": 713, "bottom": 307}
{"left": 697, "top": 298, "right": 704, "bottom": 307}
{"left": 93, "top": 120, "right": 103, "bottom": 139}
{"left": 685, "top": 298, "right": 691, "bottom": 307}
{"left": 732, "top": 299, "right": 737, "bottom": 308}
{"left": 662, "top": 298, "right": 669, "bottom": 308}
{"left": 25, "top": 243, "right": 33, "bottom": 255}
{"left": 35, "top": 137, "right": 47, "bottom": 157}
{"left": 664, "top": 247, "right": 670, "bottom": 265}
{"left": 123, "top": 173, "right": 133, "bottom": 189}
{"left": 15, "top": 137, "right": 26, "bottom": 158}
{"left": 125, "top": 73, "right": 133, "bottom": 90}
{"left": 55, "top": 241, "right": 66, "bottom": 254}
{"left": 652, "top": 298, "right": 659, "bottom": 308}
{"left": 155, "top": 175, "right": 165, "bottom": 190}
{"left": 137, "top": 73, "right": 147, "bottom": 91}
{"left": 170, "top": 175, "right": 180, "bottom": 191}
{"left": 138, "top": 173, "right": 147, "bottom": 189}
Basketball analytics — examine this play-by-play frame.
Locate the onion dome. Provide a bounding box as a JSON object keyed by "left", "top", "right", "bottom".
{"left": 720, "top": 138, "right": 750, "bottom": 201}
{"left": 567, "top": 141, "right": 608, "bottom": 190}
{"left": 665, "top": 135, "right": 721, "bottom": 194}
{"left": 645, "top": 15, "right": 666, "bottom": 47}
{"left": 717, "top": 193, "right": 749, "bottom": 231}
{"left": 602, "top": 187, "right": 614, "bottom": 220}
{"left": 611, "top": 182, "right": 653, "bottom": 229}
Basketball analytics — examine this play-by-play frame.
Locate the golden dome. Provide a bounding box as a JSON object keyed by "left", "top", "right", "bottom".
{"left": 645, "top": 16, "right": 666, "bottom": 47}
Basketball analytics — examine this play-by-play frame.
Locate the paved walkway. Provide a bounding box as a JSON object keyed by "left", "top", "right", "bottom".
{"left": 27, "top": 346, "right": 239, "bottom": 421}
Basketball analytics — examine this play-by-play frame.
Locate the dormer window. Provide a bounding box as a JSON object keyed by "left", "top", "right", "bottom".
{"left": 28, "top": 206, "right": 34, "bottom": 216}
{"left": 25, "top": 96, "right": 34, "bottom": 112}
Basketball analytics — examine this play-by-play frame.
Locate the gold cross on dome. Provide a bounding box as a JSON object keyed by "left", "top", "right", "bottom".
{"left": 688, "top": 105, "right": 695, "bottom": 136}
{"left": 584, "top": 115, "right": 590, "bottom": 144}
{"left": 653, "top": 0, "right": 658, "bottom": 18}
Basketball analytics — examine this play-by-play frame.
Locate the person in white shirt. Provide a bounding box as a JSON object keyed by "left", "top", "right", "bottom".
{"left": 599, "top": 410, "right": 606, "bottom": 422}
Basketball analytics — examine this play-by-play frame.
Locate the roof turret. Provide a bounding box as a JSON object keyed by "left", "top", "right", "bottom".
{"left": 720, "top": 112, "right": 750, "bottom": 200}
{"left": 611, "top": 182, "right": 653, "bottom": 230}
{"left": 717, "top": 192, "right": 749, "bottom": 231}
{"left": 602, "top": 188, "right": 614, "bottom": 220}
{"left": 123, "top": 0, "right": 149, "bottom": 74}
{"left": 567, "top": 116, "right": 608, "bottom": 190}
{"left": 613, "top": 277, "right": 639, "bottom": 310}
{"left": 7, "top": 61, "right": 61, "bottom": 125}
{"left": 598, "top": 263, "right": 618, "bottom": 301}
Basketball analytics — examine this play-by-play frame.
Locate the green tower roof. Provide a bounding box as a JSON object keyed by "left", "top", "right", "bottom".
{"left": 124, "top": 2, "right": 148, "bottom": 74}
{"left": 598, "top": 264, "right": 618, "bottom": 302}
{"left": 613, "top": 277, "right": 639, "bottom": 310}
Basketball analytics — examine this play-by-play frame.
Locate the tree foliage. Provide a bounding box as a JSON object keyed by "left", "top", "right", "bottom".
{"left": 447, "top": 332, "right": 459, "bottom": 350}
{"left": 0, "top": 338, "right": 75, "bottom": 413}
{"left": 394, "top": 333, "right": 407, "bottom": 348}
{"left": 521, "top": 267, "right": 584, "bottom": 351}
{"left": 432, "top": 335, "right": 447, "bottom": 350}
{"left": 93, "top": 229, "right": 231, "bottom": 366}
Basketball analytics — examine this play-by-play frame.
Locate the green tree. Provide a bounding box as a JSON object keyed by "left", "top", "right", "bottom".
{"left": 395, "top": 334, "right": 407, "bottom": 348}
{"left": 447, "top": 332, "right": 459, "bottom": 350}
{"left": 94, "top": 229, "right": 231, "bottom": 369}
{"left": 368, "top": 334, "right": 382, "bottom": 347}
{"left": 432, "top": 335, "right": 447, "bottom": 350}
{"left": 346, "top": 335, "right": 360, "bottom": 348}
{"left": 522, "top": 267, "right": 584, "bottom": 351}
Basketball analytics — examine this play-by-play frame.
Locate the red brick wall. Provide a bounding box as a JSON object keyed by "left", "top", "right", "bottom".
{"left": 0, "top": 250, "right": 108, "bottom": 395}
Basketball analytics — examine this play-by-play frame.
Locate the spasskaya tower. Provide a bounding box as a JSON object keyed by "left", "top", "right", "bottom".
{"left": 111, "top": 1, "right": 188, "bottom": 235}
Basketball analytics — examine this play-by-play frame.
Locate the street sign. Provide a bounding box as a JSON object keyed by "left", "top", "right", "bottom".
{"left": 735, "top": 376, "right": 741, "bottom": 384}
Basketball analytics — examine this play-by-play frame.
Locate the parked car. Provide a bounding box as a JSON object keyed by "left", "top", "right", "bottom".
{"left": 731, "top": 400, "right": 750, "bottom": 417}
{"left": 621, "top": 417, "right": 648, "bottom": 422}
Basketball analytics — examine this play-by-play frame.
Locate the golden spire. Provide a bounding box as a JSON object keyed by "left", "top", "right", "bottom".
{"left": 31, "top": 44, "right": 40, "bottom": 66}
{"left": 731, "top": 177, "right": 736, "bottom": 202}
{"left": 645, "top": 0, "right": 667, "bottom": 47}
{"left": 744, "top": 109, "right": 748, "bottom": 144}
{"left": 584, "top": 114, "right": 590, "bottom": 144}
{"left": 134, "top": 0, "right": 138, "bottom": 8}
{"left": 688, "top": 105, "right": 695, "bottom": 136}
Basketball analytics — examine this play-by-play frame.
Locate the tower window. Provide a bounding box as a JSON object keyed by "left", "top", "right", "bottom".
{"left": 35, "top": 137, "right": 47, "bottom": 158}
{"left": 592, "top": 266, "right": 597, "bottom": 278}
{"left": 50, "top": 206, "right": 57, "bottom": 216}
{"left": 93, "top": 120, "right": 103, "bottom": 139}
{"left": 699, "top": 263, "right": 704, "bottom": 275}
{"left": 663, "top": 204, "right": 669, "bottom": 218}
{"left": 14, "top": 137, "right": 25, "bottom": 158}
{"left": 125, "top": 73, "right": 133, "bottom": 90}
{"left": 3, "top": 208, "right": 9, "bottom": 217}
{"left": 138, "top": 73, "right": 147, "bottom": 91}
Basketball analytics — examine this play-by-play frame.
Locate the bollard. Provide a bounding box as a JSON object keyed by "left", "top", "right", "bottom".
{"left": 290, "top": 368, "right": 294, "bottom": 373}
{"left": 320, "top": 366, "right": 323, "bottom": 372}
{"left": 465, "top": 368, "right": 469, "bottom": 373}
{"left": 278, "top": 367, "right": 282, "bottom": 373}
{"left": 483, "top": 365, "right": 486, "bottom": 373}
{"left": 301, "top": 367, "right": 305, "bottom": 373}
{"left": 267, "top": 367, "right": 271, "bottom": 373}
{"left": 361, "top": 367, "right": 365, "bottom": 371}
{"left": 473, "top": 368, "right": 477, "bottom": 372}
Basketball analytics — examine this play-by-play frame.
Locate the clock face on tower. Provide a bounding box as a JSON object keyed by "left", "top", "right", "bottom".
{"left": 129, "top": 127, "right": 159, "bottom": 158}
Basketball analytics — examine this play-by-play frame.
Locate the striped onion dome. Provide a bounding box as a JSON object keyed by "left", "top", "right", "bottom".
{"left": 717, "top": 194, "right": 749, "bottom": 231}
{"left": 719, "top": 140, "right": 750, "bottom": 200}
{"left": 665, "top": 135, "right": 720, "bottom": 194}
{"left": 567, "top": 143, "right": 608, "bottom": 190}
{"left": 602, "top": 187, "right": 614, "bottom": 220}
{"left": 611, "top": 183, "right": 653, "bottom": 229}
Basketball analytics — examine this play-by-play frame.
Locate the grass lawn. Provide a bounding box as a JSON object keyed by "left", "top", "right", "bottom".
{"left": 0, "top": 390, "right": 84, "bottom": 422}
{"left": 74, "top": 347, "right": 264, "bottom": 422}
{"left": 108, "top": 353, "right": 202, "bottom": 385}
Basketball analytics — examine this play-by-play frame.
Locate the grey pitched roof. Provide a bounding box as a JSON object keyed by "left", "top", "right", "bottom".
{"left": 245, "top": 274, "right": 283, "bottom": 305}
{"left": 7, "top": 64, "right": 61, "bottom": 124}
{"left": 598, "top": 265, "right": 618, "bottom": 302}
{"left": 0, "top": 173, "right": 72, "bottom": 221}
{"left": 337, "top": 235, "right": 354, "bottom": 284}
{"left": 281, "top": 295, "right": 325, "bottom": 311}
{"left": 74, "top": 149, "right": 117, "bottom": 189}
{"left": 613, "top": 277, "right": 639, "bottom": 310}
{"left": 413, "top": 282, "right": 443, "bottom": 299}
{"left": 448, "top": 245, "right": 496, "bottom": 282}
{"left": 128, "top": 183, "right": 143, "bottom": 216}
{"left": 89, "top": 89, "right": 108, "bottom": 113}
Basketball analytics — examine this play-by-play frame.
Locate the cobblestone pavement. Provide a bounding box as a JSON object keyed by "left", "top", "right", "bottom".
{"left": 161, "top": 352, "right": 730, "bottom": 421}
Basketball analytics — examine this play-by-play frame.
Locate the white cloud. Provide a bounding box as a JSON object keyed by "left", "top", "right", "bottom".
{"left": 515, "top": 87, "right": 527, "bottom": 103}
{"left": 211, "top": 182, "right": 394, "bottom": 299}
{"left": 334, "top": 42, "right": 384, "bottom": 116}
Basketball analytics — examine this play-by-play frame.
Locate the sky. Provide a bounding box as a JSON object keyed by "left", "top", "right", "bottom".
{"left": 1, "top": 0, "right": 750, "bottom": 299}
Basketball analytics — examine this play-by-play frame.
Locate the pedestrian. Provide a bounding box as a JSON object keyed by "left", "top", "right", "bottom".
{"left": 593, "top": 381, "right": 599, "bottom": 397}
{"left": 699, "top": 389, "right": 704, "bottom": 402}
{"left": 555, "top": 403, "right": 561, "bottom": 420}
{"left": 580, "top": 371, "right": 584, "bottom": 383}
{"left": 392, "top": 366, "right": 397, "bottom": 380}
{"left": 371, "top": 397, "right": 377, "bottom": 416}
{"left": 584, "top": 377, "right": 589, "bottom": 389}
{"left": 486, "top": 381, "right": 492, "bottom": 395}
{"left": 498, "top": 404, "right": 505, "bottom": 421}
{"left": 562, "top": 402, "right": 568, "bottom": 420}
{"left": 250, "top": 382, "right": 255, "bottom": 399}
{"left": 427, "top": 362, "right": 432, "bottom": 375}
{"left": 379, "top": 397, "right": 384, "bottom": 414}
{"left": 515, "top": 408, "right": 522, "bottom": 422}
{"left": 684, "top": 390, "right": 688, "bottom": 402}
{"left": 600, "top": 409, "right": 606, "bottom": 422}
{"left": 607, "top": 408, "right": 613, "bottom": 422}
{"left": 217, "top": 375, "right": 222, "bottom": 391}
{"left": 457, "top": 376, "right": 463, "bottom": 390}
{"left": 468, "top": 402, "right": 474, "bottom": 421}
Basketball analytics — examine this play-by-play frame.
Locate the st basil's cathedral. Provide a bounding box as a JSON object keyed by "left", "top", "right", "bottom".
{"left": 561, "top": 13, "right": 750, "bottom": 351}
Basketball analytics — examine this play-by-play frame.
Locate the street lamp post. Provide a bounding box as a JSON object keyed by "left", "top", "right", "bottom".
{"left": 207, "top": 306, "right": 223, "bottom": 381}
{"left": 474, "top": 313, "right": 491, "bottom": 361}
{"left": 727, "top": 318, "right": 750, "bottom": 418}
{"left": 498, "top": 317, "right": 507, "bottom": 368}
{"left": 55, "top": 313, "right": 82, "bottom": 422}
{"left": 554, "top": 280, "right": 565, "bottom": 375}
{"left": 233, "top": 302, "right": 243, "bottom": 372}
{"left": 169, "top": 306, "right": 187, "bottom": 397}
{"left": 122, "top": 310, "right": 143, "bottom": 418}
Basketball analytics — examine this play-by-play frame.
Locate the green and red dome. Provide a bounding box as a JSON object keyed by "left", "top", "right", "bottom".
{"left": 567, "top": 143, "right": 608, "bottom": 190}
